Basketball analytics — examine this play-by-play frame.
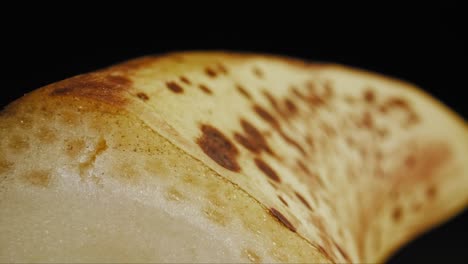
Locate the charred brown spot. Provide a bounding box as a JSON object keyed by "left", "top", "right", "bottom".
{"left": 297, "top": 160, "right": 311, "bottom": 175}
{"left": 363, "top": 89, "right": 375, "bottom": 103}
{"left": 279, "top": 130, "right": 307, "bottom": 155}
{"left": 392, "top": 206, "right": 403, "bottom": 221}
{"left": 234, "top": 134, "right": 253, "bottom": 151}
{"left": 240, "top": 120, "right": 264, "bottom": 146}
{"left": 254, "top": 158, "right": 281, "bottom": 183}
{"left": 234, "top": 119, "right": 273, "bottom": 155}
{"left": 254, "top": 102, "right": 306, "bottom": 155}
{"left": 292, "top": 87, "right": 306, "bottom": 100}
{"left": 269, "top": 208, "right": 296, "bottom": 232}
{"left": 278, "top": 195, "right": 289, "bottom": 206}
{"left": 205, "top": 67, "right": 217, "bottom": 78}
{"left": 50, "top": 73, "right": 132, "bottom": 106}
{"left": 295, "top": 191, "right": 312, "bottom": 210}
{"left": 198, "top": 125, "right": 240, "bottom": 172}
{"left": 405, "top": 112, "right": 421, "bottom": 127}
{"left": 106, "top": 75, "right": 129, "bottom": 85}
{"left": 236, "top": 84, "right": 252, "bottom": 100}
{"left": 136, "top": 92, "right": 149, "bottom": 101}
{"left": 323, "top": 81, "right": 334, "bottom": 99}
{"left": 333, "top": 241, "right": 351, "bottom": 263}
{"left": 253, "top": 105, "right": 279, "bottom": 127}
{"left": 316, "top": 244, "right": 333, "bottom": 263}
{"left": 263, "top": 91, "right": 284, "bottom": 117}
{"left": 306, "top": 94, "right": 326, "bottom": 107}
{"left": 426, "top": 185, "right": 437, "bottom": 199}
{"left": 179, "top": 76, "right": 191, "bottom": 85}
{"left": 388, "top": 97, "right": 410, "bottom": 108}
{"left": 284, "top": 99, "right": 298, "bottom": 115}
{"left": 166, "top": 81, "right": 184, "bottom": 93}
{"left": 216, "top": 63, "right": 228, "bottom": 74}
{"left": 360, "top": 111, "right": 373, "bottom": 129}
{"left": 264, "top": 92, "right": 298, "bottom": 120}
{"left": 305, "top": 135, "right": 315, "bottom": 149}
{"left": 252, "top": 67, "right": 264, "bottom": 78}
{"left": 379, "top": 97, "right": 410, "bottom": 113}
{"left": 297, "top": 83, "right": 327, "bottom": 107}
{"left": 198, "top": 84, "right": 213, "bottom": 95}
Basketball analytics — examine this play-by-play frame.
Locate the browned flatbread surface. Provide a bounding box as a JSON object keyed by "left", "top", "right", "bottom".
{"left": 1, "top": 51, "right": 467, "bottom": 263}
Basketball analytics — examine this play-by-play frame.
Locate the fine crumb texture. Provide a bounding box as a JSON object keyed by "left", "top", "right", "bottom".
{"left": 1, "top": 51, "right": 467, "bottom": 263}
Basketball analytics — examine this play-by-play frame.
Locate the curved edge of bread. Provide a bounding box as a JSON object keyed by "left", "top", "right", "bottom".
{"left": 309, "top": 60, "right": 467, "bottom": 262}
{"left": 117, "top": 49, "right": 467, "bottom": 131}
{"left": 320, "top": 62, "right": 467, "bottom": 262}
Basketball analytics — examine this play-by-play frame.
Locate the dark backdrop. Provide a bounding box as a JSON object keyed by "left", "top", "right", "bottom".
{"left": 1, "top": 6, "right": 466, "bottom": 263}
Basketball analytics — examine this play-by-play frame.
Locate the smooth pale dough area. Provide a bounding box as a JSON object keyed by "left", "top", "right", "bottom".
{"left": 0, "top": 183, "right": 240, "bottom": 263}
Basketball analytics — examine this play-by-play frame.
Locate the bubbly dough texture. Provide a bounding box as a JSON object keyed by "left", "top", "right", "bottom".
{"left": 1, "top": 52, "right": 467, "bottom": 263}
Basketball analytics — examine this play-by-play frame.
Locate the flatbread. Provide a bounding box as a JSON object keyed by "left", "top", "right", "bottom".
{"left": 1, "top": 52, "right": 467, "bottom": 263}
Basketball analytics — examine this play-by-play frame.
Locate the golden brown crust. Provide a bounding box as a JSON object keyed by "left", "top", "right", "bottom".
{"left": 33, "top": 51, "right": 466, "bottom": 128}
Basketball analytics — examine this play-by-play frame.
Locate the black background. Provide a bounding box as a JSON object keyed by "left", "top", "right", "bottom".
{"left": 1, "top": 6, "right": 466, "bottom": 263}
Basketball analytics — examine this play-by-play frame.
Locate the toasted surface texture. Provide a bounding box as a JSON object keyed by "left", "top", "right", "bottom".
{"left": 0, "top": 51, "right": 467, "bottom": 263}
